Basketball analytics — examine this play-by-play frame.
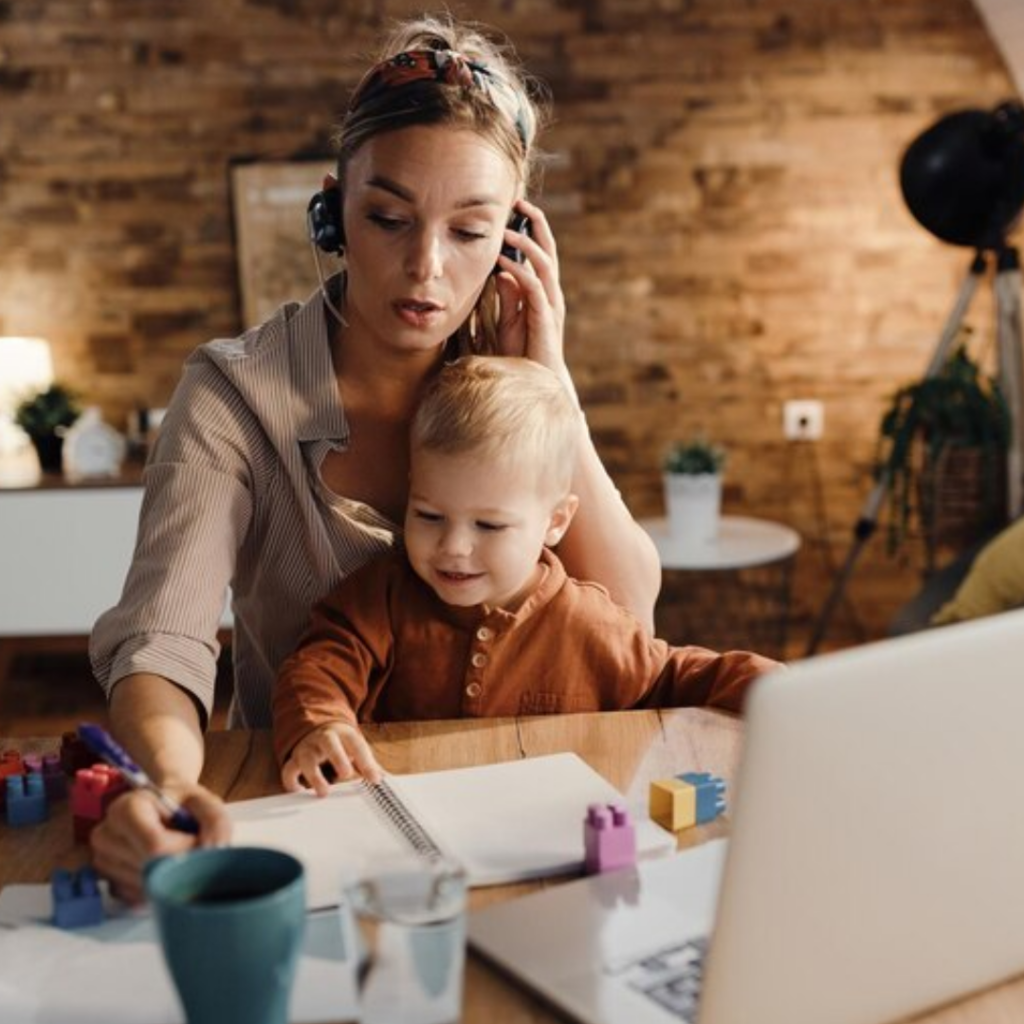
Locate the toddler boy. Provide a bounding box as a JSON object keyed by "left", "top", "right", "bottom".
{"left": 273, "top": 357, "right": 781, "bottom": 792}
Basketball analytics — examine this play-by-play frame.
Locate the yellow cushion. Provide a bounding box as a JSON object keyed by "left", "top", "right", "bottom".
{"left": 931, "top": 517, "right": 1024, "bottom": 625}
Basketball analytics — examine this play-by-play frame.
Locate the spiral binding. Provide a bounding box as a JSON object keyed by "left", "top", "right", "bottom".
{"left": 361, "top": 778, "right": 445, "bottom": 860}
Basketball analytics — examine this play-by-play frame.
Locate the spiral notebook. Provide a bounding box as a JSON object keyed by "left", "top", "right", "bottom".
{"left": 228, "top": 753, "right": 676, "bottom": 909}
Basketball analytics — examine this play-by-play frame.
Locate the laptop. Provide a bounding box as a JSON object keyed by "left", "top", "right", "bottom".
{"left": 469, "top": 607, "right": 1024, "bottom": 1024}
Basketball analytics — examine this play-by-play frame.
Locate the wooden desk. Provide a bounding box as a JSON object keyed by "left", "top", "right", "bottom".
{"left": 1, "top": 710, "right": 1022, "bottom": 1023}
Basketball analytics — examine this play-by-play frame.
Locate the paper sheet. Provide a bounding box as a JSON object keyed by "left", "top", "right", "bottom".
{"left": 0, "top": 884, "right": 357, "bottom": 1024}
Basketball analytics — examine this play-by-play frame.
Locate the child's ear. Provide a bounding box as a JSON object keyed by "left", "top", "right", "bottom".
{"left": 544, "top": 494, "right": 580, "bottom": 547}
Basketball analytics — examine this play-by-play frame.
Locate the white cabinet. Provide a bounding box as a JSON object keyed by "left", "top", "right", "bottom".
{"left": 0, "top": 480, "right": 231, "bottom": 637}
{"left": 0, "top": 484, "right": 145, "bottom": 636}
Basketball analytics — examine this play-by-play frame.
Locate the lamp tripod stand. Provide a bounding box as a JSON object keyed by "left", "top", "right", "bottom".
{"left": 806, "top": 245, "right": 1024, "bottom": 655}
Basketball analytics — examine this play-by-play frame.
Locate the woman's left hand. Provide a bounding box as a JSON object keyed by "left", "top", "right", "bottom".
{"left": 494, "top": 199, "right": 568, "bottom": 376}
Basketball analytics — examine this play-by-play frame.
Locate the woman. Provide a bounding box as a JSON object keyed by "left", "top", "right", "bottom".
{"left": 89, "top": 13, "right": 661, "bottom": 902}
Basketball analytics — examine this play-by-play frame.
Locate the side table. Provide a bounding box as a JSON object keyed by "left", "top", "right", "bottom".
{"left": 640, "top": 515, "right": 801, "bottom": 659}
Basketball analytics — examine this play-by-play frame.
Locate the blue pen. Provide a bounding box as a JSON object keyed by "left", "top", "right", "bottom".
{"left": 77, "top": 723, "right": 201, "bottom": 835}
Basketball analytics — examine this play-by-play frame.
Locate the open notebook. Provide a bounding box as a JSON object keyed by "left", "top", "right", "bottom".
{"left": 229, "top": 752, "right": 676, "bottom": 909}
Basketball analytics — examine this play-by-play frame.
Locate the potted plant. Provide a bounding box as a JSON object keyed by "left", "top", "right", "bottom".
{"left": 14, "top": 383, "right": 82, "bottom": 473}
{"left": 874, "top": 342, "right": 1010, "bottom": 566}
{"left": 661, "top": 436, "right": 727, "bottom": 542}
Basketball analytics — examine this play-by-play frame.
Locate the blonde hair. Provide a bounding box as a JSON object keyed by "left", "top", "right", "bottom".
{"left": 411, "top": 357, "right": 580, "bottom": 499}
{"left": 335, "top": 14, "right": 550, "bottom": 355}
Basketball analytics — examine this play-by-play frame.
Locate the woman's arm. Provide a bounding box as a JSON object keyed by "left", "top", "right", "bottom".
{"left": 557, "top": 431, "right": 662, "bottom": 632}
{"left": 109, "top": 672, "right": 206, "bottom": 786}
{"left": 89, "top": 673, "right": 232, "bottom": 905}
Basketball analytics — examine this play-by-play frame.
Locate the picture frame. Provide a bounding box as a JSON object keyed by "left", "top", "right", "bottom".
{"left": 229, "top": 158, "right": 335, "bottom": 329}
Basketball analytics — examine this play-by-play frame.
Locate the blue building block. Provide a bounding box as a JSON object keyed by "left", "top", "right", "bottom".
{"left": 677, "top": 772, "right": 726, "bottom": 825}
{"left": 52, "top": 867, "right": 104, "bottom": 929}
{"left": 6, "top": 773, "right": 48, "bottom": 826}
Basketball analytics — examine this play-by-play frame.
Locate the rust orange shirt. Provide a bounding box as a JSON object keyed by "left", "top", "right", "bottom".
{"left": 273, "top": 548, "right": 781, "bottom": 764}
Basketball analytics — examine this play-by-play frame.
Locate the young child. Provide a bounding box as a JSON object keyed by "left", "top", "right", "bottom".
{"left": 273, "top": 357, "right": 782, "bottom": 792}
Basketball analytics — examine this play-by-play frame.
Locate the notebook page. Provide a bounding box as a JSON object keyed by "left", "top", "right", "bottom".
{"left": 228, "top": 782, "right": 421, "bottom": 909}
{"left": 391, "top": 752, "right": 677, "bottom": 886}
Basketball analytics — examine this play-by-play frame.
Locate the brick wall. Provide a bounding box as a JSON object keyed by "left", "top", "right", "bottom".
{"left": 0, "top": 0, "right": 1016, "bottom": 649}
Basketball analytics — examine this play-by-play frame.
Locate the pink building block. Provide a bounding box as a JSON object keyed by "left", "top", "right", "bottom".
{"left": 584, "top": 802, "right": 637, "bottom": 875}
{"left": 71, "top": 765, "right": 127, "bottom": 843}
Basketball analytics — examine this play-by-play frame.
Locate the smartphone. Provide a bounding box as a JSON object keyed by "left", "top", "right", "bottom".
{"left": 493, "top": 211, "right": 531, "bottom": 274}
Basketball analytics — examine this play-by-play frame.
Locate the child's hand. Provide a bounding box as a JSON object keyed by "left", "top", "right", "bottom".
{"left": 280, "top": 722, "right": 383, "bottom": 796}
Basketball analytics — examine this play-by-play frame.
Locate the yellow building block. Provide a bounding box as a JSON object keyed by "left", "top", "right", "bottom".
{"left": 649, "top": 778, "right": 697, "bottom": 832}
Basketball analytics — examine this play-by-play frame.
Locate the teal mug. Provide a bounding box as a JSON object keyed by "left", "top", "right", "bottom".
{"left": 144, "top": 847, "right": 306, "bottom": 1024}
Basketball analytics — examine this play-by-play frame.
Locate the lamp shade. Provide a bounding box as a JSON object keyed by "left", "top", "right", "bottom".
{"left": 900, "top": 101, "right": 1024, "bottom": 249}
{"left": 0, "top": 336, "right": 54, "bottom": 416}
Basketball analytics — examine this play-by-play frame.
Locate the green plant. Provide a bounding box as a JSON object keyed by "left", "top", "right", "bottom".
{"left": 14, "top": 383, "right": 82, "bottom": 439}
{"left": 662, "top": 436, "right": 726, "bottom": 475}
{"left": 874, "top": 344, "right": 1009, "bottom": 554}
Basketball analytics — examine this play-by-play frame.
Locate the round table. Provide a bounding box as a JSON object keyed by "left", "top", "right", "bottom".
{"left": 640, "top": 515, "right": 802, "bottom": 659}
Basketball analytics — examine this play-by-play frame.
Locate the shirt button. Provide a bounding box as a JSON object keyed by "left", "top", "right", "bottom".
{"left": 471, "top": 652, "right": 488, "bottom": 668}
{"left": 476, "top": 626, "right": 493, "bottom": 642}
{"left": 466, "top": 682, "right": 482, "bottom": 698}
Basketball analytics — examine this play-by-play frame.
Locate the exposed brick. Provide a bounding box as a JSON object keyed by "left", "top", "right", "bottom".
{"left": 0, "top": 0, "right": 1013, "bottom": 647}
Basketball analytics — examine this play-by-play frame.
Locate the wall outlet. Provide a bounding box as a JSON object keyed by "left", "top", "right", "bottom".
{"left": 783, "top": 399, "right": 824, "bottom": 441}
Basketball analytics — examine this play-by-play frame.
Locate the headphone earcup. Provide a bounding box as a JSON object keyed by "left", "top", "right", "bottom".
{"left": 307, "top": 188, "right": 345, "bottom": 254}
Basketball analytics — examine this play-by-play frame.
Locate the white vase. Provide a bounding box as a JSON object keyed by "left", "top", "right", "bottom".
{"left": 663, "top": 472, "right": 722, "bottom": 542}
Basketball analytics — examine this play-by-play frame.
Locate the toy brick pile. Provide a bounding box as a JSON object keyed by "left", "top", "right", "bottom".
{"left": 582, "top": 772, "right": 727, "bottom": 876}
{"left": 1, "top": 731, "right": 128, "bottom": 929}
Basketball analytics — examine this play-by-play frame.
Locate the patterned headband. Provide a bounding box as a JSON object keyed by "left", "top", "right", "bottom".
{"left": 348, "top": 48, "right": 530, "bottom": 149}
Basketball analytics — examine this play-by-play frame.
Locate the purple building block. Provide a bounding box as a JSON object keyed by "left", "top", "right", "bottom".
{"left": 584, "top": 802, "right": 637, "bottom": 875}
{"left": 40, "top": 753, "right": 68, "bottom": 801}
{"left": 52, "top": 867, "right": 104, "bottom": 929}
{"left": 59, "top": 731, "right": 96, "bottom": 778}
{"left": 22, "top": 752, "right": 67, "bottom": 801}
{"left": 6, "top": 772, "right": 48, "bottom": 826}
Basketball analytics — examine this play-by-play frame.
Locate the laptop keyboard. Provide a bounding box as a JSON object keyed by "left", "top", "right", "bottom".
{"left": 617, "top": 935, "right": 708, "bottom": 1022}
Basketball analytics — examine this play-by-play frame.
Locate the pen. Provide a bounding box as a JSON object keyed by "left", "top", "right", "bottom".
{"left": 77, "top": 722, "right": 201, "bottom": 835}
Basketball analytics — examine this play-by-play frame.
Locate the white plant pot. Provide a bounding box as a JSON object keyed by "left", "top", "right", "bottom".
{"left": 663, "top": 472, "right": 722, "bottom": 542}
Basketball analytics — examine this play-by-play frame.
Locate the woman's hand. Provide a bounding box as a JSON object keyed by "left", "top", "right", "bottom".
{"left": 280, "top": 721, "right": 383, "bottom": 796}
{"left": 90, "top": 782, "right": 231, "bottom": 906}
{"left": 494, "top": 199, "right": 569, "bottom": 382}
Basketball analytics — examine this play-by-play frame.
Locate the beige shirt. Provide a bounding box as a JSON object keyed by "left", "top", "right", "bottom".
{"left": 90, "top": 284, "right": 398, "bottom": 727}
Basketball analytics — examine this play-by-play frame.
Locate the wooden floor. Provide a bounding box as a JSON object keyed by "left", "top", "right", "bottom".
{"left": 0, "top": 638, "right": 230, "bottom": 737}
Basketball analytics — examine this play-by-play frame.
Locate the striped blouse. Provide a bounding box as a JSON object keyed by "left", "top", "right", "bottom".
{"left": 90, "top": 283, "right": 398, "bottom": 727}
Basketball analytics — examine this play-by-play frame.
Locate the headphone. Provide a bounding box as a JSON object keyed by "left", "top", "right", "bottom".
{"left": 307, "top": 183, "right": 345, "bottom": 254}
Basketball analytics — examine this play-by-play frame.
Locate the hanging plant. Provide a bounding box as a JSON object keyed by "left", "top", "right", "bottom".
{"left": 874, "top": 343, "right": 1010, "bottom": 557}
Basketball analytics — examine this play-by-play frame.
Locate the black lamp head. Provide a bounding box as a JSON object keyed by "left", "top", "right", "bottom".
{"left": 900, "top": 100, "right": 1024, "bottom": 250}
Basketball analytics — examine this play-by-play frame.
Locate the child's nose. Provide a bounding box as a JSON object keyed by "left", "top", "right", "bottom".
{"left": 439, "top": 524, "right": 473, "bottom": 556}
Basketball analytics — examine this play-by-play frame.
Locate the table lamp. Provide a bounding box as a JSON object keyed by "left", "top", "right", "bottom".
{"left": 0, "top": 336, "right": 54, "bottom": 456}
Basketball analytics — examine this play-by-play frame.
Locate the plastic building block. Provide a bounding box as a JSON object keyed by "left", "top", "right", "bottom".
{"left": 584, "top": 802, "right": 637, "bottom": 874}
{"left": 24, "top": 752, "right": 68, "bottom": 801}
{"left": 52, "top": 867, "right": 104, "bottom": 929}
{"left": 0, "top": 750, "right": 25, "bottom": 812}
{"left": 71, "top": 765, "right": 128, "bottom": 843}
{"left": 59, "top": 731, "right": 96, "bottom": 777}
{"left": 6, "top": 772, "right": 48, "bottom": 826}
{"left": 649, "top": 772, "right": 726, "bottom": 833}
{"left": 40, "top": 753, "right": 68, "bottom": 801}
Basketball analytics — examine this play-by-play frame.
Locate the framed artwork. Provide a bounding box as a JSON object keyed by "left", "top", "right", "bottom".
{"left": 229, "top": 158, "right": 335, "bottom": 329}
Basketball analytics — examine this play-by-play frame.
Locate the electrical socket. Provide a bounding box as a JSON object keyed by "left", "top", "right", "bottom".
{"left": 783, "top": 399, "right": 824, "bottom": 441}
